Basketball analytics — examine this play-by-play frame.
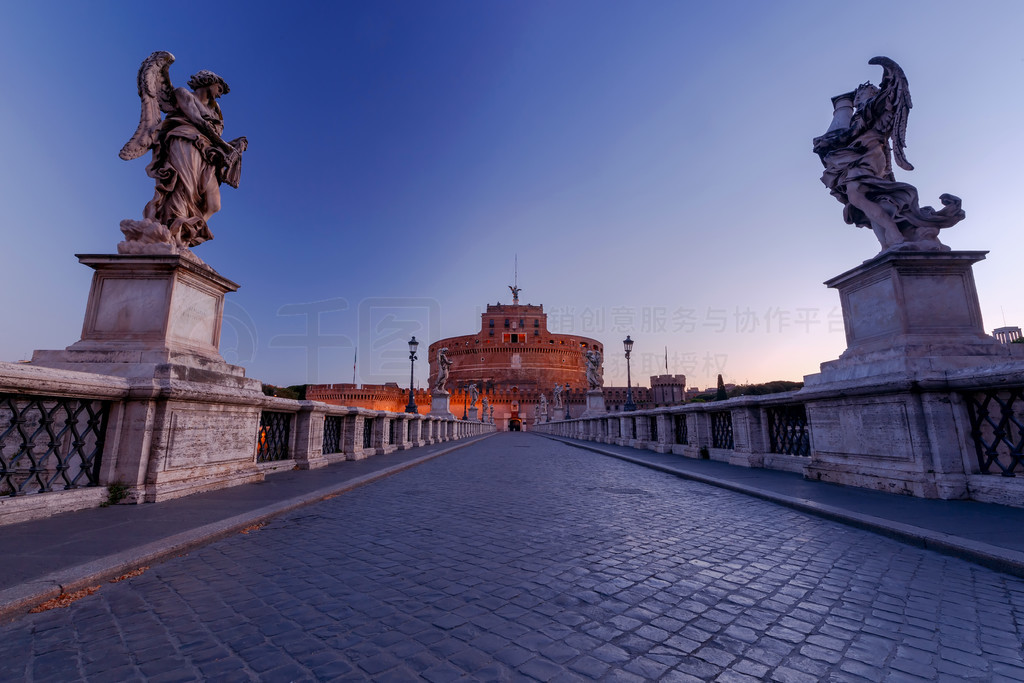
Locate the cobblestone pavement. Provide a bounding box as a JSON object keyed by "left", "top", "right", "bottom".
{"left": 3, "top": 433, "right": 1024, "bottom": 682}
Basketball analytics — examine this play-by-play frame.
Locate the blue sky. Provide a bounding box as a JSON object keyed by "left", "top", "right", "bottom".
{"left": 2, "top": 1, "right": 1023, "bottom": 390}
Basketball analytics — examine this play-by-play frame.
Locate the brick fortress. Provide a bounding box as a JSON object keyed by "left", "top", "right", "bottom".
{"left": 308, "top": 288, "right": 687, "bottom": 429}
{"left": 427, "top": 291, "right": 602, "bottom": 430}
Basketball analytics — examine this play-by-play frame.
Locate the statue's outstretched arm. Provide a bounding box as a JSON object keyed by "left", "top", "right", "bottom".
{"left": 173, "top": 88, "right": 235, "bottom": 155}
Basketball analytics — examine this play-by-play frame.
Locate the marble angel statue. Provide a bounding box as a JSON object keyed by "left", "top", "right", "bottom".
{"left": 119, "top": 51, "right": 248, "bottom": 253}
{"left": 435, "top": 348, "right": 452, "bottom": 392}
{"left": 585, "top": 350, "right": 602, "bottom": 389}
{"left": 812, "top": 57, "right": 964, "bottom": 252}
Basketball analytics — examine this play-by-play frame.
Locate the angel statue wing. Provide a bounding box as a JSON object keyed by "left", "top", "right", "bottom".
{"left": 118, "top": 51, "right": 177, "bottom": 161}
{"left": 868, "top": 56, "right": 914, "bottom": 172}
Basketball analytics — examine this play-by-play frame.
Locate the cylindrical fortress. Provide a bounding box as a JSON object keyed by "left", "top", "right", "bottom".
{"left": 428, "top": 303, "right": 603, "bottom": 395}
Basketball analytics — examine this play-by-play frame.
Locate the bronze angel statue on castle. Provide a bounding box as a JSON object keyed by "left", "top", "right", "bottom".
{"left": 119, "top": 51, "right": 247, "bottom": 254}
{"left": 813, "top": 57, "right": 963, "bottom": 253}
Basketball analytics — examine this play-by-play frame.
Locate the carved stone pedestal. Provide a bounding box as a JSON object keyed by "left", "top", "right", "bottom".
{"left": 580, "top": 389, "right": 607, "bottom": 418}
{"left": 31, "top": 254, "right": 264, "bottom": 503}
{"left": 429, "top": 391, "right": 455, "bottom": 419}
{"left": 468, "top": 407, "right": 479, "bottom": 422}
{"left": 808, "top": 251, "right": 1021, "bottom": 385}
{"left": 801, "top": 250, "right": 1024, "bottom": 499}
{"left": 33, "top": 254, "right": 251, "bottom": 379}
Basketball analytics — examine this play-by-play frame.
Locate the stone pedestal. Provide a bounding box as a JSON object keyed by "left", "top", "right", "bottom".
{"left": 429, "top": 391, "right": 455, "bottom": 418}
{"left": 808, "top": 251, "right": 1022, "bottom": 385}
{"left": 801, "top": 250, "right": 1024, "bottom": 499}
{"left": 468, "top": 407, "right": 479, "bottom": 422}
{"left": 33, "top": 254, "right": 252, "bottom": 381}
{"left": 580, "top": 389, "right": 607, "bottom": 418}
{"left": 31, "top": 254, "right": 264, "bottom": 503}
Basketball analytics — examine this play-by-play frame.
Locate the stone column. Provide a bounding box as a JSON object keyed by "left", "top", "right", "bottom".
{"left": 293, "top": 401, "right": 328, "bottom": 470}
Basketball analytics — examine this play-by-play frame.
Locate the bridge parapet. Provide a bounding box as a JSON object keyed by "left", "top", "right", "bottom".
{"left": 534, "top": 374, "right": 1024, "bottom": 509}
{"left": 0, "top": 361, "right": 494, "bottom": 526}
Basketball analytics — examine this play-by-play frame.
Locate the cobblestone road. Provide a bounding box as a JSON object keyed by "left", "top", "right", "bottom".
{"left": 3, "top": 433, "right": 1024, "bottom": 682}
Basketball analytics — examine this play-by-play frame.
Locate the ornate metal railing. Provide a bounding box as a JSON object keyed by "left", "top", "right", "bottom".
{"left": 710, "top": 411, "right": 734, "bottom": 449}
{"left": 0, "top": 393, "right": 109, "bottom": 496}
{"left": 363, "top": 418, "right": 374, "bottom": 449}
{"left": 388, "top": 419, "right": 396, "bottom": 446}
{"left": 322, "top": 415, "right": 343, "bottom": 455}
{"left": 648, "top": 416, "right": 658, "bottom": 442}
{"left": 671, "top": 413, "right": 688, "bottom": 446}
{"left": 766, "top": 404, "right": 811, "bottom": 456}
{"left": 256, "top": 411, "right": 291, "bottom": 462}
{"left": 674, "top": 414, "right": 688, "bottom": 445}
{"left": 965, "top": 388, "right": 1024, "bottom": 476}
{"left": 628, "top": 417, "right": 637, "bottom": 440}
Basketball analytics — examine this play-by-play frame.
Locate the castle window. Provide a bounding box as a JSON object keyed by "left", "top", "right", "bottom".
{"left": 504, "top": 319, "right": 510, "bottom": 327}
{"left": 489, "top": 320, "right": 494, "bottom": 327}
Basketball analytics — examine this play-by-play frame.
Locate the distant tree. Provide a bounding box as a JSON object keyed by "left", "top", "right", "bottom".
{"left": 261, "top": 384, "right": 300, "bottom": 400}
{"left": 286, "top": 384, "right": 309, "bottom": 400}
{"left": 716, "top": 374, "right": 727, "bottom": 401}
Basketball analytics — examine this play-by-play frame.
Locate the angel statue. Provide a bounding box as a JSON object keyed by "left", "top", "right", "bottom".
{"left": 552, "top": 383, "right": 563, "bottom": 409}
{"left": 434, "top": 347, "right": 452, "bottom": 393}
{"left": 481, "top": 395, "right": 489, "bottom": 418}
{"left": 585, "top": 349, "right": 602, "bottom": 389}
{"left": 469, "top": 383, "right": 479, "bottom": 409}
{"left": 812, "top": 57, "right": 964, "bottom": 253}
{"left": 539, "top": 393, "right": 549, "bottom": 418}
{"left": 119, "top": 51, "right": 248, "bottom": 255}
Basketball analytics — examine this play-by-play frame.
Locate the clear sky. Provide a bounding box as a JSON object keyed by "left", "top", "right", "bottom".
{"left": 2, "top": 1, "right": 1022, "bottom": 390}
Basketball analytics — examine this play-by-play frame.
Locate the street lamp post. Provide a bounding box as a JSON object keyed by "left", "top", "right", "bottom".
{"left": 462, "top": 384, "right": 468, "bottom": 420}
{"left": 405, "top": 336, "right": 419, "bottom": 413}
{"left": 564, "top": 382, "right": 571, "bottom": 420}
{"left": 623, "top": 335, "right": 637, "bottom": 411}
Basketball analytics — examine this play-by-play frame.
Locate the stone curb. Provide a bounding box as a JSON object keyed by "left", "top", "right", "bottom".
{"left": 0, "top": 433, "right": 496, "bottom": 623}
{"left": 545, "top": 435, "right": 1024, "bottom": 580}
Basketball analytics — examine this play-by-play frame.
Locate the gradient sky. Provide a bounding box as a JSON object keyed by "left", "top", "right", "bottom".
{"left": 2, "top": 1, "right": 1023, "bottom": 390}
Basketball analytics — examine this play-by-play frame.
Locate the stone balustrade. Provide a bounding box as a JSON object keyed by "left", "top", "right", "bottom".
{"left": 533, "top": 369, "right": 1024, "bottom": 508}
{"left": 0, "top": 360, "right": 494, "bottom": 525}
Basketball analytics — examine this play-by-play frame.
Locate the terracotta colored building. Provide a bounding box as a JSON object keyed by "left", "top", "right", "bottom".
{"left": 427, "top": 297, "right": 603, "bottom": 430}
{"left": 306, "top": 383, "right": 431, "bottom": 413}
{"left": 308, "top": 293, "right": 686, "bottom": 429}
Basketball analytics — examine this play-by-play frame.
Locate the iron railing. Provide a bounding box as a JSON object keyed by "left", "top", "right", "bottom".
{"left": 388, "top": 419, "right": 396, "bottom": 446}
{"left": 363, "top": 418, "right": 374, "bottom": 449}
{"left": 710, "top": 411, "right": 734, "bottom": 449}
{"left": 965, "top": 388, "right": 1024, "bottom": 476}
{"left": 766, "top": 405, "right": 811, "bottom": 456}
{"left": 0, "top": 393, "right": 109, "bottom": 496}
{"left": 629, "top": 417, "right": 637, "bottom": 440}
{"left": 673, "top": 414, "right": 688, "bottom": 445}
{"left": 322, "top": 415, "right": 343, "bottom": 455}
{"left": 649, "top": 416, "right": 658, "bottom": 442}
{"left": 257, "top": 411, "right": 291, "bottom": 462}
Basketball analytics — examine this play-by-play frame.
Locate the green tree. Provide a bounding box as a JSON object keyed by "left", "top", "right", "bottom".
{"left": 716, "top": 374, "right": 727, "bottom": 401}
